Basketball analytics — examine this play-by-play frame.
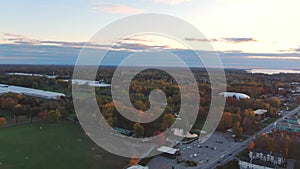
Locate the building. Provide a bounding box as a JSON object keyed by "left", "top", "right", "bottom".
{"left": 127, "top": 165, "right": 149, "bottom": 169}
{"left": 273, "top": 122, "right": 300, "bottom": 133}
{"left": 254, "top": 109, "right": 267, "bottom": 120}
{"left": 239, "top": 149, "right": 285, "bottom": 169}
{"left": 157, "top": 146, "right": 179, "bottom": 159}
{"left": 219, "top": 92, "right": 251, "bottom": 100}
{"left": 273, "top": 116, "right": 300, "bottom": 133}
{"left": 239, "top": 157, "right": 275, "bottom": 169}
{"left": 0, "top": 84, "right": 65, "bottom": 100}
{"left": 113, "top": 127, "right": 133, "bottom": 136}
{"left": 249, "top": 149, "right": 285, "bottom": 165}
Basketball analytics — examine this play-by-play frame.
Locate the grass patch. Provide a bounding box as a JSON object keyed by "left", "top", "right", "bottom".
{"left": 217, "top": 159, "right": 239, "bottom": 169}
{"left": 192, "top": 120, "right": 205, "bottom": 130}
{"left": 0, "top": 121, "right": 129, "bottom": 169}
{"left": 263, "top": 117, "right": 277, "bottom": 125}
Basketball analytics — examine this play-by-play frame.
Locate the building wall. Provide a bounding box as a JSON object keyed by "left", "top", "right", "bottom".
{"left": 249, "top": 151, "right": 284, "bottom": 165}
{"left": 239, "top": 161, "right": 274, "bottom": 169}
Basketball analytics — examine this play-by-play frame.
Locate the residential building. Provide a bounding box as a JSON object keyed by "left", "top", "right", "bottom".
{"left": 273, "top": 116, "right": 300, "bottom": 133}
{"left": 239, "top": 149, "right": 285, "bottom": 169}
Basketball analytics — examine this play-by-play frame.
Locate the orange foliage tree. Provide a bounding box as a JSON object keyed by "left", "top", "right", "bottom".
{"left": 248, "top": 141, "right": 255, "bottom": 150}
{"left": 0, "top": 117, "right": 7, "bottom": 126}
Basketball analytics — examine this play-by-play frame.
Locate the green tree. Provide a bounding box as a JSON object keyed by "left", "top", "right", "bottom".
{"left": 162, "top": 113, "right": 175, "bottom": 130}
{"left": 133, "top": 123, "right": 144, "bottom": 138}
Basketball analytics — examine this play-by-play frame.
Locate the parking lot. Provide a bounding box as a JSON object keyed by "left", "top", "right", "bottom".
{"left": 148, "top": 132, "right": 240, "bottom": 169}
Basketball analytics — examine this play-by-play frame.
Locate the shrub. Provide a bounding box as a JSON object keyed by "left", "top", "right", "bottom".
{"left": 47, "top": 109, "right": 61, "bottom": 123}
{"left": 0, "top": 117, "right": 7, "bottom": 126}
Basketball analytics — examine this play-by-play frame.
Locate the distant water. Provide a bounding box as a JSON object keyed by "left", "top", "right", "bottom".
{"left": 247, "top": 69, "right": 300, "bottom": 75}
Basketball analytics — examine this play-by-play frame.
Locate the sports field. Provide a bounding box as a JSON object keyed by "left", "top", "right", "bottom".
{"left": 0, "top": 121, "right": 129, "bottom": 169}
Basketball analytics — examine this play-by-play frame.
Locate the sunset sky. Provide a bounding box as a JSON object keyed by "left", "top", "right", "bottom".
{"left": 0, "top": 0, "right": 299, "bottom": 68}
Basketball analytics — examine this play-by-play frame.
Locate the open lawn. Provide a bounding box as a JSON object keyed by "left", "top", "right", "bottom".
{"left": 263, "top": 117, "right": 277, "bottom": 125}
{"left": 0, "top": 121, "right": 129, "bottom": 169}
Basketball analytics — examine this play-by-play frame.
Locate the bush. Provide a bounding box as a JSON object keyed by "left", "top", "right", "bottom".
{"left": 0, "top": 117, "right": 7, "bottom": 126}
{"left": 47, "top": 109, "right": 61, "bottom": 123}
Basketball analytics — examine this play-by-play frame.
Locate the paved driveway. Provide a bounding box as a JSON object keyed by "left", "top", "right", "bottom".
{"left": 147, "top": 132, "right": 239, "bottom": 169}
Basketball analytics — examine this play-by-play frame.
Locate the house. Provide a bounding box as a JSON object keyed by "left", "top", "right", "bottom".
{"left": 239, "top": 149, "right": 285, "bottom": 169}
{"left": 157, "top": 146, "right": 179, "bottom": 159}
{"left": 283, "top": 116, "right": 300, "bottom": 125}
{"left": 239, "top": 157, "right": 275, "bottom": 169}
{"left": 127, "top": 165, "right": 149, "bottom": 169}
{"left": 254, "top": 109, "right": 267, "bottom": 120}
{"left": 273, "top": 122, "right": 300, "bottom": 133}
{"left": 113, "top": 127, "right": 134, "bottom": 136}
{"left": 249, "top": 149, "right": 285, "bottom": 166}
{"left": 273, "top": 116, "right": 300, "bottom": 133}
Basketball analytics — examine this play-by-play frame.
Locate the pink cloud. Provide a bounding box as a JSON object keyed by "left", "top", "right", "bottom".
{"left": 3, "top": 33, "right": 39, "bottom": 45}
{"left": 154, "top": 0, "right": 190, "bottom": 5}
{"left": 93, "top": 3, "right": 146, "bottom": 14}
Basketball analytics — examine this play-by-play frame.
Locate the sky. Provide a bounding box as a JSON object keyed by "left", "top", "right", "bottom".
{"left": 0, "top": 0, "right": 300, "bottom": 69}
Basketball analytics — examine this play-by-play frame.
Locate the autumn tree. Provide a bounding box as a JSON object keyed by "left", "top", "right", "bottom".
{"left": 218, "top": 112, "right": 233, "bottom": 130}
{"left": 47, "top": 109, "right": 61, "bottom": 123}
{"left": 101, "top": 102, "right": 118, "bottom": 127}
{"left": 232, "top": 113, "right": 242, "bottom": 124}
{"left": 247, "top": 141, "right": 255, "bottom": 150}
{"left": 242, "top": 117, "right": 253, "bottom": 134}
{"left": 162, "top": 113, "right": 175, "bottom": 130}
{"left": 129, "top": 157, "right": 139, "bottom": 166}
{"left": 242, "top": 109, "right": 257, "bottom": 133}
{"left": 0, "top": 117, "right": 6, "bottom": 126}
{"left": 268, "top": 97, "right": 281, "bottom": 108}
{"left": 232, "top": 121, "right": 243, "bottom": 138}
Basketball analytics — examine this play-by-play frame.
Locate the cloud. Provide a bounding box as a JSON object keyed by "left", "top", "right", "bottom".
{"left": 184, "top": 38, "right": 218, "bottom": 42}
{"left": 222, "top": 50, "right": 243, "bottom": 53}
{"left": 93, "top": 3, "right": 145, "bottom": 14}
{"left": 122, "top": 37, "right": 154, "bottom": 43}
{"left": 221, "top": 38, "right": 257, "bottom": 43}
{"left": 4, "top": 33, "right": 39, "bottom": 45}
{"left": 247, "top": 56, "right": 300, "bottom": 60}
{"left": 39, "top": 40, "right": 111, "bottom": 49}
{"left": 185, "top": 37, "right": 257, "bottom": 43}
{"left": 4, "top": 33, "right": 24, "bottom": 38}
{"left": 0, "top": 56, "right": 44, "bottom": 60}
{"left": 114, "top": 42, "right": 171, "bottom": 52}
{"left": 1, "top": 33, "right": 300, "bottom": 69}
{"left": 154, "top": 0, "right": 190, "bottom": 5}
{"left": 3, "top": 33, "right": 112, "bottom": 49}
{"left": 278, "top": 47, "right": 300, "bottom": 53}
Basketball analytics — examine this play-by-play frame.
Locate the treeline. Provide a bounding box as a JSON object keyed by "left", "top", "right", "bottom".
{"left": 249, "top": 131, "right": 300, "bottom": 158}
{"left": 0, "top": 65, "right": 299, "bottom": 138}
{"left": 0, "top": 93, "right": 73, "bottom": 124}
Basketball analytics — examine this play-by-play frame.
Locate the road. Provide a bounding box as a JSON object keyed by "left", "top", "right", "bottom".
{"left": 201, "top": 105, "right": 300, "bottom": 169}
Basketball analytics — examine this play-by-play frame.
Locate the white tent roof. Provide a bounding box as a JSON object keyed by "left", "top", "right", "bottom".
{"left": 254, "top": 109, "right": 267, "bottom": 115}
{"left": 0, "top": 84, "right": 65, "bottom": 99}
{"left": 157, "top": 146, "right": 179, "bottom": 155}
{"left": 127, "top": 165, "right": 149, "bottom": 169}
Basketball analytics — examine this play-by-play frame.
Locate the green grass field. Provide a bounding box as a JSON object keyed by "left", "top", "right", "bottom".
{"left": 262, "top": 117, "right": 277, "bottom": 125}
{"left": 0, "top": 121, "right": 129, "bottom": 169}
